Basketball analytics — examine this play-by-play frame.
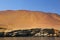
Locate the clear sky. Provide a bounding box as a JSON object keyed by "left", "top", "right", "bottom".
{"left": 0, "top": 0, "right": 60, "bottom": 14}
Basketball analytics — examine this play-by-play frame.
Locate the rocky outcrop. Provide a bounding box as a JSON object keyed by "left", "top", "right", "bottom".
{"left": 0, "top": 28, "right": 59, "bottom": 37}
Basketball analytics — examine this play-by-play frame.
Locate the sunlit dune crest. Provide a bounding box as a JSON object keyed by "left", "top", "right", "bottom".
{"left": 0, "top": 10, "right": 60, "bottom": 32}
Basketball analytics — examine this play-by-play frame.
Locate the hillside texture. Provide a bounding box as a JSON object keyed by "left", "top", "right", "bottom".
{"left": 0, "top": 10, "right": 60, "bottom": 32}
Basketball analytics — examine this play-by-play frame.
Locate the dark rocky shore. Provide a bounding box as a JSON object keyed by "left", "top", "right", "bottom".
{"left": 0, "top": 28, "right": 60, "bottom": 37}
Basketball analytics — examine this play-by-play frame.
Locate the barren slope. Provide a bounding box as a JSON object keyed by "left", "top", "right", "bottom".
{"left": 0, "top": 10, "right": 60, "bottom": 32}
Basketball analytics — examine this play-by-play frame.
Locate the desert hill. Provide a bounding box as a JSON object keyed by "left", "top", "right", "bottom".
{"left": 0, "top": 10, "right": 60, "bottom": 32}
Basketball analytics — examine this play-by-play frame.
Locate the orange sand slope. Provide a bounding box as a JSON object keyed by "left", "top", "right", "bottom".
{"left": 0, "top": 10, "right": 60, "bottom": 30}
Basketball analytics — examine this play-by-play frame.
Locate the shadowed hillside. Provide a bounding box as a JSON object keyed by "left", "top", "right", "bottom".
{"left": 0, "top": 10, "right": 60, "bottom": 32}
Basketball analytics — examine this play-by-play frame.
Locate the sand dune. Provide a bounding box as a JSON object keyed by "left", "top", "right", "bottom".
{"left": 0, "top": 10, "right": 60, "bottom": 31}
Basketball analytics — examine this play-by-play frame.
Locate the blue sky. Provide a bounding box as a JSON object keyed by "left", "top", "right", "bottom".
{"left": 0, "top": 0, "right": 60, "bottom": 14}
